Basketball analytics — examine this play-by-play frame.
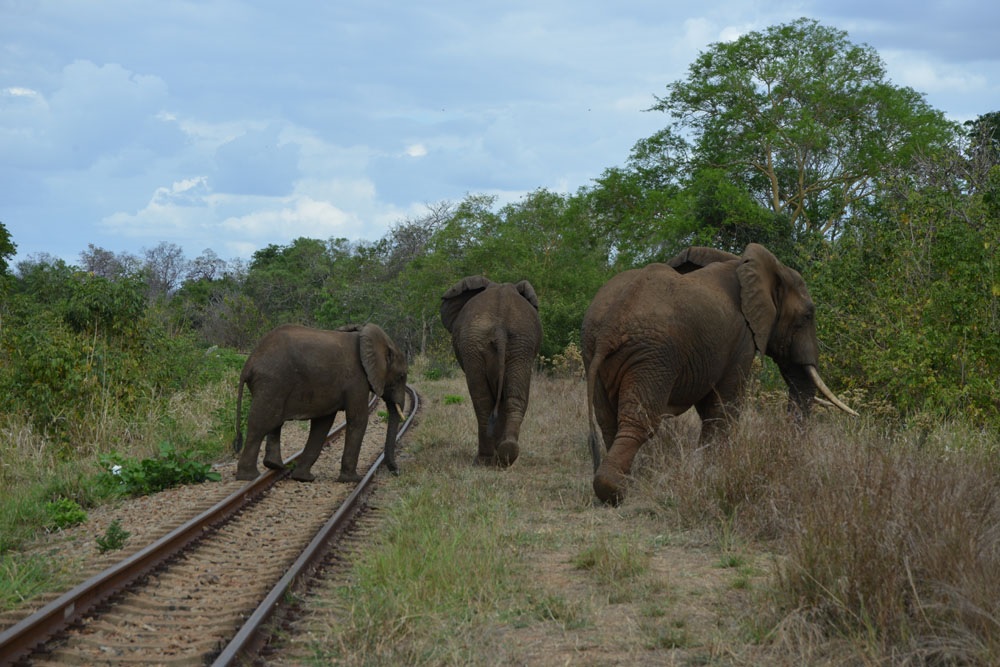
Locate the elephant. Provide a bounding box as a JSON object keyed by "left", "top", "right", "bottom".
{"left": 441, "top": 276, "right": 543, "bottom": 467}
{"left": 233, "top": 322, "right": 408, "bottom": 482}
{"left": 582, "top": 243, "right": 857, "bottom": 505}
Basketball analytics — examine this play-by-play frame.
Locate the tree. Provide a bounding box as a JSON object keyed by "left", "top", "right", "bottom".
{"left": 649, "top": 18, "right": 955, "bottom": 246}
{"left": 0, "top": 221, "right": 15, "bottom": 277}
{"left": 79, "top": 244, "right": 140, "bottom": 279}
{"left": 245, "top": 237, "right": 333, "bottom": 325}
{"left": 142, "top": 242, "right": 188, "bottom": 301}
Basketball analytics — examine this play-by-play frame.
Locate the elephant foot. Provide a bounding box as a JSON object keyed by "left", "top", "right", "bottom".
{"left": 337, "top": 471, "right": 362, "bottom": 483}
{"left": 263, "top": 457, "right": 284, "bottom": 471}
{"left": 474, "top": 454, "right": 495, "bottom": 467}
{"left": 235, "top": 466, "right": 259, "bottom": 481}
{"left": 496, "top": 440, "right": 519, "bottom": 467}
{"left": 593, "top": 470, "right": 627, "bottom": 506}
{"left": 290, "top": 469, "right": 316, "bottom": 482}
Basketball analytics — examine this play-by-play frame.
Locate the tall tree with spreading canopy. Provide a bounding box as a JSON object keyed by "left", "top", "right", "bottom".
{"left": 647, "top": 18, "right": 955, "bottom": 248}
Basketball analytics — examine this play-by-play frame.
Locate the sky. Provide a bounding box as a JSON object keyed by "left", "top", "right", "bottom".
{"left": 2, "top": 1, "right": 998, "bottom": 268}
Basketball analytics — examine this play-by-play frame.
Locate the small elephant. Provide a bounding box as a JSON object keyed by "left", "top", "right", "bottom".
{"left": 441, "top": 276, "right": 543, "bottom": 467}
{"left": 582, "top": 243, "right": 856, "bottom": 504}
{"left": 233, "top": 323, "right": 408, "bottom": 482}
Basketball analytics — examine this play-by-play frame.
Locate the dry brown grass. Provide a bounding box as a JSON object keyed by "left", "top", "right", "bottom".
{"left": 285, "top": 366, "right": 1000, "bottom": 666}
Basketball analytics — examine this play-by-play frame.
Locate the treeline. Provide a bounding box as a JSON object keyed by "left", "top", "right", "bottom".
{"left": 1, "top": 19, "right": 998, "bottom": 442}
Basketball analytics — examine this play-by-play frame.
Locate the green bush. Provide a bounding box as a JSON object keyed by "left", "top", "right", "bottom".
{"left": 44, "top": 498, "right": 87, "bottom": 530}
{"left": 97, "top": 442, "right": 221, "bottom": 497}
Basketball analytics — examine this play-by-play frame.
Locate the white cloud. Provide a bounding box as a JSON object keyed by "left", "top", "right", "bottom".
{"left": 405, "top": 143, "right": 428, "bottom": 158}
{"left": 220, "top": 197, "right": 357, "bottom": 239}
{"left": 3, "top": 86, "right": 42, "bottom": 99}
{"left": 882, "top": 51, "right": 988, "bottom": 94}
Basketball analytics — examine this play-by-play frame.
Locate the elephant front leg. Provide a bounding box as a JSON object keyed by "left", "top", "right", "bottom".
{"left": 336, "top": 418, "right": 366, "bottom": 483}
{"left": 695, "top": 395, "right": 740, "bottom": 447}
{"left": 593, "top": 431, "right": 644, "bottom": 505}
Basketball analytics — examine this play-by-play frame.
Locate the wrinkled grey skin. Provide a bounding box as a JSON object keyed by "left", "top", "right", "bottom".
{"left": 441, "top": 276, "right": 543, "bottom": 467}
{"left": 582, "top": 243, "right": 855, "bottom": 505}
{"left": 234, "top": 323, "right": 408, "bottom": 482}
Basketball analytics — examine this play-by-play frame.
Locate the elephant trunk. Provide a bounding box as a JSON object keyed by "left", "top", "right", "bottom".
{"left": 232, "top": 377, "right": 246, "bottom": 453}
{"left": 806, "top": 365, "right": 859, "bottom": 417}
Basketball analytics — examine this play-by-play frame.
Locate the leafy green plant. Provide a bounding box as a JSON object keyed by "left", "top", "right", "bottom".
{"left": 44, "top": 498, "right": 87, "bottom": 530}
{"left": 98, "top": 442, "right": 221, "bottom": 497}
{"left": 95, "top": 519, "right": 130, "bottom": 553}
{"left": 444, "top": 395, "right": 464, "bottom": 405}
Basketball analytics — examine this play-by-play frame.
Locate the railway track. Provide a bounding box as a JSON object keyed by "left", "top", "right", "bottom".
{"left": 0, "top": 385, "right": 420, "bottom": 666}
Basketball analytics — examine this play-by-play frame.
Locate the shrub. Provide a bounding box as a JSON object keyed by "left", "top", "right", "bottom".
{"left": 44, "top": 498, "right": 87, "bottom": 530}
{"left": 97, "top": 442, "right": 221, "bottom": 497}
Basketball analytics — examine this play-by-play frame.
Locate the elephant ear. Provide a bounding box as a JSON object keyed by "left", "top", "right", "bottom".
{"left": 440, "top": 276, "right": 494, "bottom": 332}
{"left": 737, "top": 243, "right": 781, "bottom": 355}
{"left": 359, "top": 323, "right": 392, "bottom": 396}
{"left": 514, "top": 280, "right": 540, "bottom": 311}
{"left": 667, "top": 246, "right": 741, "bottom": 274}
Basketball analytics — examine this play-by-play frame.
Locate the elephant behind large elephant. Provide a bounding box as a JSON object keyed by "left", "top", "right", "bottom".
{"left": 441, "top": 276, "right": 543, "bottom": 467}
{"left": 233, "top": 322, "right": 408, "bottom": 482}
{"left": 582, "top": 243, "right": 856, "bottom": 505}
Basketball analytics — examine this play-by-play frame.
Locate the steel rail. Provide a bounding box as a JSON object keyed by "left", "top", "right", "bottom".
{"left": 211, "top": 383, "right": 419, "bottom": 665}
{"left": 0, "top": 393, "right": 382, "bottom": 666}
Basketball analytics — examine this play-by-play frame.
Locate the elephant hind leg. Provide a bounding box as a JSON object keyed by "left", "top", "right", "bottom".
{"left": 290, "top": 414, "right": 336, "bottom": 482}
{"left": 263, "top": 426, "right": 284, "bottom": 470}
{"left": 236, "top": 428, "right": 266, "bottom": 480}
{"left": 496, "top": 439, "right": 519, "bottom": 467}
{"left": 593, "top": 432, "right": 644, "bottom": 505}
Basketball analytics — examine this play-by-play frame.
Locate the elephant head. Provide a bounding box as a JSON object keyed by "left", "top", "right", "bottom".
{"left": 440, "top": 276, "right": 539, "bottom": 334}
{"left": 669, "top": 243, "right": 857, "bottom": 418}
{"left": 348, "top": 323, "right": 408, "bottom": 472}
{"left": 354, "top": 322, "right": 408, "bottom": 411}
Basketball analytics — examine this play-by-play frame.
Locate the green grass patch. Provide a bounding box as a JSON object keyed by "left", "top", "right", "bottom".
{"left": 0, "top": 552, "right": 63, "bottom": 611}
{"left": 323, "top": 477, "right": 523, "bottom": 663}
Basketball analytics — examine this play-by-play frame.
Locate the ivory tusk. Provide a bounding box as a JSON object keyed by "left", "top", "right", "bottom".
{"left": 806, "top": 366, "right": 859, "bottom": 417}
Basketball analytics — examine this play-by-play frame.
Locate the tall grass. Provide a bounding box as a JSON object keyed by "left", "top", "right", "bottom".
{"left": 630, "top": 396, "right": 1000, "bottom": 664}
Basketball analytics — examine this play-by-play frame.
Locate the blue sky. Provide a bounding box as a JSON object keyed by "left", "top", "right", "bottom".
{"left": 2, "top": 1, "right": 998, "bottom": 267}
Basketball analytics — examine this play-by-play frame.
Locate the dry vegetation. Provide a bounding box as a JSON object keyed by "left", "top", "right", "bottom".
{"left": 275, "top": 364, "right": 1000, "bottom": 666}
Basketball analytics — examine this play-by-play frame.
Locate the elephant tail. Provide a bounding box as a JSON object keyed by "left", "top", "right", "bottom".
{"left": 585, "top": 345, "right": 608, "bottom": 474}
{"left": 487, "top": 326, "right": 506, "bottom": 438}
{"left": 232, "top": 375, "right": 246, "bottom": 453}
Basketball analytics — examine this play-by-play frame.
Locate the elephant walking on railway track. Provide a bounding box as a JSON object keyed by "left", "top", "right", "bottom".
{"left": 233, "top": 323, "right": 408, "bottom": 482}
{"left": 441, "top": 276, "right": 543, "bottom": 467}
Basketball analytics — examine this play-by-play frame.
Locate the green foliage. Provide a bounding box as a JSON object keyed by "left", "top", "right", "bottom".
{"left": 647, "top": 17, "right": 955, "bottom": 248}
{"left": 443, "top": 395, "right": 464, "bottom": 405}
{"left": 95, "top": 519, "right": 130, "bottom": 553}
{"left": 97, "top": 442, "right": 221, "bottom": 497}
{"left": 44, "top": 498, "right": 87, "bottom": 530}
{"left": 814, "top": 143, "right": 1000, "bottom": 426}
{"left": 0, "top": 220, "right": 15, "bottom": 281}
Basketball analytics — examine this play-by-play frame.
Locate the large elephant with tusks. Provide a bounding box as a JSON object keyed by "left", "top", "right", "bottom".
{"left": 582, "top": 244, "right": 857, "bottom": 505}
